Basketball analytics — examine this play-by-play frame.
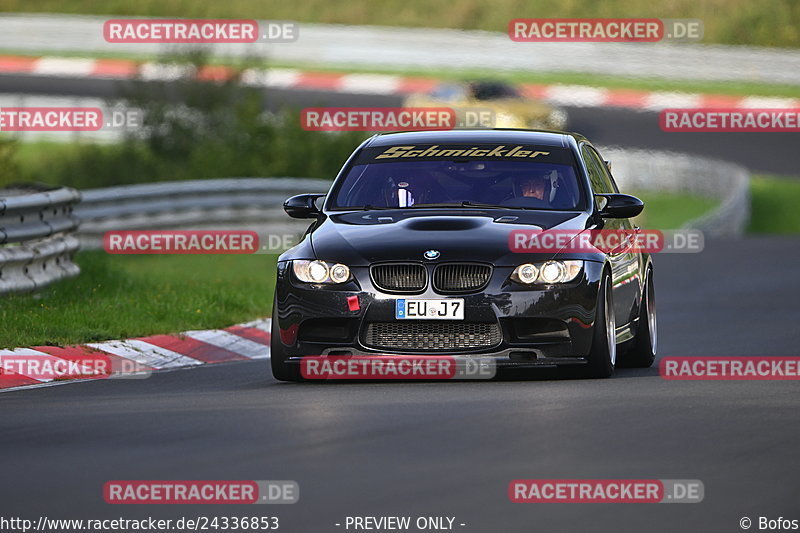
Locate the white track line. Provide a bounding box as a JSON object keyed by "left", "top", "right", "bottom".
{"left": 241, "top": 68, "right": 301, "bottom": 88}
{"left": 339, "top": 73, "right": 401, "bottom": 94}
{"left": 87, "top": 339, "right": 203, "bottom": 369}
{"left": 643, "top": 92, "right": 702, "bottom": 111}
{"left": 239, "top": 318, "right": 272, "bottom": 334}
{"left": 738, "top": 96, "right": 800, "bottom": 109}
{"left": 183, "top": 330, "right": 270, "bottom": 359}
{"left": 0, "top": 348, "right": 60, "bottom": 382}
{"left": 138, "top": 62, "right": 194, "bottom": 81}
{"left": 33, "top": 57, "right": 96, "bottom": 77}
{"left": 544, "top": 85, "right": 609, "bottom": 107}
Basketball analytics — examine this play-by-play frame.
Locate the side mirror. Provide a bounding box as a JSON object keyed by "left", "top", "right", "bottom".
{"left": 284, "top": 193, "right": 325, "bottom": 219}
{"left": 595, "top": 193, "right": 644, "bottom": 219}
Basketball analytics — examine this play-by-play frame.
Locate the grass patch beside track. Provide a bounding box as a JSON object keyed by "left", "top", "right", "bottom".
{"left": 630, "top": 191, "right": 719, "bottom": 230}
{"left": 749, "top": 175, "right": 800, "bottom": 234}
{"left": 0, "top": 251, "right": 278, "bottom": 348}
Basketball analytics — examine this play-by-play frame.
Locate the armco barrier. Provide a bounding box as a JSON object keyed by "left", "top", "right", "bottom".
{"left": 0, "top": 185, "right": 81, "bottom": 294}
{"left": 75, "top": 178, "right": 333, "bottom": 248}
{"left": 8, "top": 148, "right": 748, "bottom": 266}
{"left": 75, "top": 149, "right": 749, "bottom": 247}
{"left": 600, "top": 147, "right": 750, "bottom": 237}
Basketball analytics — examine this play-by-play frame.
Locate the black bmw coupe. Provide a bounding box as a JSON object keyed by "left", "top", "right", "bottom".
{"left": 271, "top": 129, "right": 656, "bottom": 380}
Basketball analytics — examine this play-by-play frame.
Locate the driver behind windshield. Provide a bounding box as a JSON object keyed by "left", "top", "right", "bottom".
{"left": 499, "top": 172, "right": 554, "bottom": 207}
{"left": 519, "top": 175, "right": 548, "bottom": 200}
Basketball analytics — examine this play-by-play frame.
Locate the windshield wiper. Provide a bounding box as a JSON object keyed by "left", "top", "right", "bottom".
{"left": 405, "top": 201, "right": 523, "bottom": 209}
{"left": 406, "top": 202, "right": 464, "bottom": 208}
{"left": 360, "top": 202, "right": 527, "bottom": 210}
{"left": 460, "top": 201, "right": 518, "bottom": 209}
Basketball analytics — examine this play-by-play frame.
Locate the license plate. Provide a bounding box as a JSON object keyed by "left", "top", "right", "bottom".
{"left": 395, "top": 299, "right": 464, "bottom": 320}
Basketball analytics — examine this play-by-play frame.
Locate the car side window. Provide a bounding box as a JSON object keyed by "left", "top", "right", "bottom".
{"left": 581, "top": 145, "right": 615, "bottom": 195}
{"left": 581, "top": 146, "right": 612, "bottom": 194}
{"left": 590, "top": 146, "right": 620, "bottom": 193}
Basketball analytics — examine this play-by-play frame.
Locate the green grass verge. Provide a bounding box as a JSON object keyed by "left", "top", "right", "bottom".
{"left": 2, "top": 0, "right": 799, "bottom": 48}
{"left": 748, "top": 175, "right": 800, "bottom": 234}
{"left": 0, "top": 251, "right": 277, "bottom": 348}
{"left": 2, "top": 125, "right": 368, "bottom": 190}
{"left": 630, "top": 191, "right": 719, "bottom": 230}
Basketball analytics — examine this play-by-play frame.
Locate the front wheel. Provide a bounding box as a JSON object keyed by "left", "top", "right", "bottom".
{"left": 585, "top": 272, "right": 616, "bottom": 378}
{"left": 619, "top": 267, "right": 657, "bottom": 368}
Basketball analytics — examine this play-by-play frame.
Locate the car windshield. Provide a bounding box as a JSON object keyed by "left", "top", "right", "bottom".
{"left": 468, "top": 82, "right": 521, "bottom": 100}
{"left": 329, "top": 143, "right": 583, "bottom": 210}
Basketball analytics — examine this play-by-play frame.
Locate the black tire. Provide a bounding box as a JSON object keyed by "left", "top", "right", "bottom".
{"left": 585, "top": 272, "right": 616, "bottom": 378}
{"left": 270, "top": 295, "right": 302, "bottom": 382}
{"left": 620, "top": 267, "right": 657, "bottom": 368}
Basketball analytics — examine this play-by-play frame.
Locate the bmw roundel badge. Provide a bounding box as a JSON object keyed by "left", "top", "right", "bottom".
{"left": 424, "top": 250, "right": 440, "bottom": 260}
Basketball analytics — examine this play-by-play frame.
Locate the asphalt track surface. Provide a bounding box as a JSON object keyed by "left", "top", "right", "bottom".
{"left": 2, "top": 75, "right": 800, "bottom": 532}
{"left": 2, "top": 238, "right": 800, "bottom": 533}
{"left": 0, "top": 73, "right": 797, "bottom": 175}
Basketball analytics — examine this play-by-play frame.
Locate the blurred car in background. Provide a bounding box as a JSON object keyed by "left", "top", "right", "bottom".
{"left": 404, "top": 80, "right": 567, "bottom": 130}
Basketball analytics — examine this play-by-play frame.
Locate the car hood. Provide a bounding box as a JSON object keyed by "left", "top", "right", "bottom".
{"left": 309, "top": 209, "right": 591, "bottom": 266}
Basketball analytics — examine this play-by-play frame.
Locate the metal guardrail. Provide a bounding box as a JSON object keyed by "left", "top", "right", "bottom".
{"left": 2, "top": 149, "right": 748, "bottom": 292}
{"left": 76, "top": 148, "right": 750, "bottom": 248}
{"left": 0, "top": 185, "right": 81, "bottom": 294}
{"left": 75, "top": 177, "right": 333, "bottom": 247}
{"left": 76, "top": 154, "right": 749, "bottom": 248}
{"left": 603, "top": 147, "right": 751, "bottom": 237}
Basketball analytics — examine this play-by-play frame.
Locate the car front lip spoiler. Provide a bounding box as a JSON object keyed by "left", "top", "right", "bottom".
{"left": 285, "top": 353, "right": 589, "bottom": 369}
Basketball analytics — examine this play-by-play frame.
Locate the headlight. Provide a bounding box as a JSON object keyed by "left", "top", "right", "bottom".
{"left": 293, "top": 260, "right": 351, "bottom": 284}
{"left": 329, "top": 263, "right": 351, "bottom": 283}
{"left": 516, "top": 263, "right": 539, "bottom": 284}
{"left": 540, "top": 261, "right": 565, "bottom": 283}
{"left": 511, "top": 260, "right": 583, "bottom": 285}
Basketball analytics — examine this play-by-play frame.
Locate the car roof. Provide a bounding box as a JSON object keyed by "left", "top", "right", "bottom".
{"left": 365, "top": 129, "right": 585, "bottom": 148}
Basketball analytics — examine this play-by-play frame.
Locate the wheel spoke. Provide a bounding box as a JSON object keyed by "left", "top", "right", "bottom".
{"left": 606, "top": 278, "right": 616, "bottom": 366}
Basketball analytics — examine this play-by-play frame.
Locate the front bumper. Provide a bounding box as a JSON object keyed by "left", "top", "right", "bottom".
{"left": 273, "top": 260, "right": 604, "bottom": 366}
